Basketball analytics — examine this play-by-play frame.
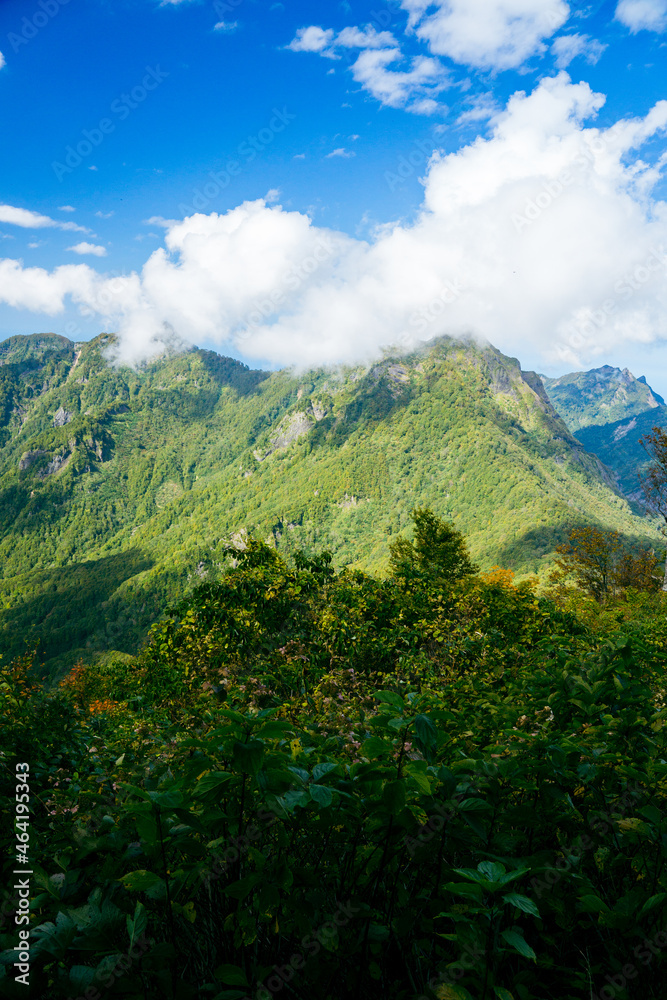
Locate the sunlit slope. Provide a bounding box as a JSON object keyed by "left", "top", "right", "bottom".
{"left": 0, "top": 332, "right": 659, "bottom": 670}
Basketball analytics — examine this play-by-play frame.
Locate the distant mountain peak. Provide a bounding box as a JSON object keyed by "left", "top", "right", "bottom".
{"left": 542, "top": 362, "right": 667, "bottom": 498}
{"left": 541, "top": 365, "right": 664, "bottom": 431}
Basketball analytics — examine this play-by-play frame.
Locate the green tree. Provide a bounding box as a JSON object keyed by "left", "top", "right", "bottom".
{"left": 389, "top": 506, "right": 478, "bottom": 584}
{"left": 553, "top": 526, "right": 622, "bottom": 601}
{"left": 639, "top": 426, "right": 667, "bottom": 590}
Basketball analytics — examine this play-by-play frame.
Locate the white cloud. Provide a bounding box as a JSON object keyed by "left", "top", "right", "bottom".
{"left": 144, "top": 215, "right": 177, "bottom": 228}
{"left": 551, "top": 32, "right": 606, "bottom": 68}
{"left": 28, "top": 242, "right": 42, "bottom": 248}
{"left": 95, "top": 210, "right": 114, "bottom": 219}
{"left": 58, "top": 205, "right": 76, "bottom": 212}
{"left": 289, "top": 23, "right": 448, "bottom": 113}
{"left": 334, "top": 26, "right": 397, "bottom": 49}
{"left": 400, "top": 0, "right": 570, "bottom": 70}
{"left": 0, "top": 203, "right": 89, "bottom": 233}
{"left": 351, "top": 48, "right": 449, "bottom": 111}
{"left": 214, "top": 20, "right": 238, "bottom": 32}
{"left": 288, "top": 26, "right": 336, "bottom": 54}
{"left": 615, "top": 0, "right": 667, "bottom": 32}
{"left": 326, "top": 148, "right": 355, "bottom": 158}
{"left": 455, "top": 92, "right": 502, "bottom": 125}
{"left": 3, "top": 75, "right": 667, "bottom": 374}
{"left": 66, "top": 242, "right": 107, "bottom": 257}
{"left": 0, "top": 52, "right": 5, "bottom": 70}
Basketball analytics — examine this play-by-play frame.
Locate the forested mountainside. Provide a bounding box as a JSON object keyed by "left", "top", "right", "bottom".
{"left": 542, "top": 366, "right": 667, "bottom": 498}
{"left": 0, "top": 332, "right": 660, "bottom": 673}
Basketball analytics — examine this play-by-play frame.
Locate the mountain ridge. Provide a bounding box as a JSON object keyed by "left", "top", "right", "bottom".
{"left": 541, "top": 365, "right": 667, "bottom": 497}
{"left": 0, "top": 332, "right": 660, "bottom": 672}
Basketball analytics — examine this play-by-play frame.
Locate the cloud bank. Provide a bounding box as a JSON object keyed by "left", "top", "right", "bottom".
{"left": 1, "top": 74, "right": 667, "bottom": 371}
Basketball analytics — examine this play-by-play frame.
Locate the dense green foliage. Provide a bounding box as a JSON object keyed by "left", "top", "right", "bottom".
{"left": 0, "top": 333, "right": 660, "bottom": 674}
{"left": 1, "top": 519, "right": 667, "bottom": 1000}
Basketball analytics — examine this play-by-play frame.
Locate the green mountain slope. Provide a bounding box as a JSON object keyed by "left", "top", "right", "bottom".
{"left": 541, "top": 366, "right": 667, "bottom": 497}
{"left": 0, "top": 333, "right": 659, "bottom": 672}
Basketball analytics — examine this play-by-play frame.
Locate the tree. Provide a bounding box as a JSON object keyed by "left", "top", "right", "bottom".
{"left": 639, "top": 426, "right": 667, "bottom": 591}
{"left": 389, "top": 507, "right": 478, "bottom": 584}
{"left": 553, "top": 526, "right": 661, "bottom": 600}
{"left": 553, "top": 526, "right": 622, "bottom": 601}
{"left": 614, "top": 546, "right": 661, "bottom": 593}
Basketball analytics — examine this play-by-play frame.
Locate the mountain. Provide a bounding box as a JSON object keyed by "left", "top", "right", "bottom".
{"left": 541, "top": 366, "right": 667, "bottom": 498}
{"left": 0, "top": 332, "right": 659, "bottom": 673}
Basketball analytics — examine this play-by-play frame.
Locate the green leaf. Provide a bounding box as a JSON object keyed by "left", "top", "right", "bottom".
{"left": 502, "top": 893, "right": 539, "bottom": 917}
{"left": 387, "top": 717, "right": 406, "bottom": 730}
{"left": 434, "top": 985, "right": 474, "bottom": 999}
{"left": 256, "top": 720, "right": 293, "bottom": 739}
{"left": 214, "top": 964, "right": 249, "bottom": 986}
{"left": 361, "top": 737, "right": 391, "bottom": 759}
{"left": 147, "top": 787, "right": 183, "bottom": 809}
{"left": 458, "top": 797, "right": 492, "bottom": 812}
{"left": 68, "top": 966, "right": 96, "bottom": 991}
{"left": 224, "top": 874, "right": 262, "bottom": 900}
{"left": 382, "top": 779, "right": 406, "bottom": 815}
{"left": 377, "top": 690, "right": 405, "bottom": 712}
{"left": 577, "top": 895, "right": 610, "bottom": 913}
{"left": 135, "top": 812, "right": 158, "bottom": 844}
{"left": 442, "top": 881, "right": 484, "bottom": 900}
{"left": 638, "top": 893, "right": 667, "bottom": 918}
{"left": 404, "top": 760, "right": 432, "bottom": 795}
{"left": 501, "top": 928, "right": 536, "bottom": 961}
{"left": 119, "top": 870, "right": 163, "bottom": 893}
{"left": 493, "top": 988, "right": 515, "bottom": 1000}
{"left": 126, "top": 901, "right": 147, "bottom": 949}
{"left": 414, "top": 714, "right": 437, "bottom": 749}
{"left": 194, "top": 771, "right": 233, "bottom": 797}
{"left": 312, "top": 762, "right": 339, "bottom": 782}
{"left": 309, "top": 784, "right": 333, "bottom": 808}
{"left": 233, "top": 740, "right": 264, "bottom": 775}
{"left": 478, "top": 861, "right": 505, "bottom": 882}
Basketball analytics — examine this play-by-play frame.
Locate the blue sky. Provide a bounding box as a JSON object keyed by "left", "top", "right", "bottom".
{"left": 1, "top": 0, "right": 666, "bottom": 390}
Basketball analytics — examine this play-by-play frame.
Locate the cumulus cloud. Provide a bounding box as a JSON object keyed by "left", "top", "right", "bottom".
{"left": 2, "top": 74, "right": 667, "bottom": 372}
{"left": 0, "top": 52, "right": 5, "bottom": 70}
{"left": 400, "top": 0, "right": 570, "bottom": 70}
{"left": 0, "top": 203, "right": 89, "bottom": 233}
{"left": 326, "top": 148, "right": 355, "bottom": 158}
{"left": 67, "top": 242, "right": 107, "bottom": 257}
{"left": 551, "top": 32, "right": 606, "bottom": 69}
{"left": 615, "top": 0, "right": 667, "bottom": 32}
{"left": 288, "top": 26, "right": 336, "bottom": 54}
{"left": 58, "top": 205, "right": 76, "bottom": 212}
{"left": 214, "top": 20, "right": 238, "bottom": 32}
{"left": 289, "top": 23, "right": 449, "bottom": 112}
{"left": 351, "top": 48, "right": 448, "bottom": 111}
